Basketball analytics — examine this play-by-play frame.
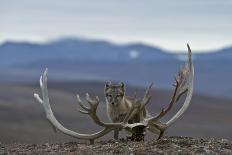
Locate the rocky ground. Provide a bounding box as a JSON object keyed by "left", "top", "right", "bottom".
{"left": 1, "top": 136, "right": 232, "bottom": 155}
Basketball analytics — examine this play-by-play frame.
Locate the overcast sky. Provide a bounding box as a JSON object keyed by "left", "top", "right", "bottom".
{"left": 0, "top": 0, "right": 231, "bottom": 52}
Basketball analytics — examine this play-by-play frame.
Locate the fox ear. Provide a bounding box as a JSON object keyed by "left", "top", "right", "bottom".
{"left": 119, "top": 82, "right": 125, "bottom": 90}
{"left": 105, "top": 81, "right": 111, "bottom": 90}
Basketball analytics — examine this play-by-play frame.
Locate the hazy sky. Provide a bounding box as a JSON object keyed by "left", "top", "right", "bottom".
{"left": 1, "top": 0, "right": 232, "bottom": 52}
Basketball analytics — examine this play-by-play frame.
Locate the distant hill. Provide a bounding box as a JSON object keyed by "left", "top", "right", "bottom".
{"left": 0, "top": 38, "right": 232, "bottom": 99}
{"left": 0, "top": 38, "right": 175, "bottom": 67}
{"left": 195, "top": 46, "right": 232, "bottom": 60}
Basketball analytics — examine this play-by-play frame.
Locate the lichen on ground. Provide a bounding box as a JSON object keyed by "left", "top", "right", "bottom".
{"left": 1, "top": 136, "right": 232, "bottom": 154}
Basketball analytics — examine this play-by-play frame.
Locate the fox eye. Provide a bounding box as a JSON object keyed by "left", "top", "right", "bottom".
{"left": 116, "top": 94, "right": 122, "bottom": 98}
{"left": 107, "top": 94, "right": 112, "bottom": 98}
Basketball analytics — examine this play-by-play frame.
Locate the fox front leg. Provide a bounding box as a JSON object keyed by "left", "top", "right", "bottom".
{"left": 114, "top": 129, "right": 119, "bottom": 140}
{"left": 112, "top": 114, "right": 127, "bottom": 140}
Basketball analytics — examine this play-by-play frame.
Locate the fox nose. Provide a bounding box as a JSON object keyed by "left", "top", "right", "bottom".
{"left": 111, "top": 102, "right": 115, "bottom": 105}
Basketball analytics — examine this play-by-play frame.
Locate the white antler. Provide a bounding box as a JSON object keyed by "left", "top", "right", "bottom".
{"left": 142, "top": 44, "right": 194, "bottom": 139}
{"left": 34, "top": 69, "right": 142, "bottom": 143}
{"left": 34, "top": 44, "right": 194, "bottom": 142}
{"left": 165, "top": 43, "right": 194, "bottom": 126}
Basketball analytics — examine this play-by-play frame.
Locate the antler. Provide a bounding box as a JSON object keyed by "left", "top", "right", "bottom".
{"left": 141, "top": 83, "right": 153, "bottom": 109}
{"left": 34, "top": 43, "right": 194, "bottom": 142}
{"left": 34, "top": 69, "right": 143, "bottom": 144}
{"left": 165, "top": 43, "right": 194, "bottom": 126}
{"left": 147, "top": 66, "right": 188, "bottom": 123}
{"left": 76, "top": 93, "right": 139, "bottom": 126}
{"left": 135, "top": 83, "right": 153, "bottom": 120}
{"left": 143, "top": 44, "right": 194, "bottom": 138}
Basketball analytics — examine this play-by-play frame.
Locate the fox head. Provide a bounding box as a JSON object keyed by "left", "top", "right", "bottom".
{"left": 104, "top": 82, "right": 125, "bottom": 106}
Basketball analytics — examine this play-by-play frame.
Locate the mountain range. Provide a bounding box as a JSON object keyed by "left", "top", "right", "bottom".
{"left": 0, "top": 38, "right": 175, "bottom": 67}
{"left": 0, "top": 38, "right": 231, "bottom": 98}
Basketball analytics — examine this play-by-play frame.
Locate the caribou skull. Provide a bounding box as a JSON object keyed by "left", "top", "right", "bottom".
{"left": 34, "top": 44, "right": 194, "bottom": 144}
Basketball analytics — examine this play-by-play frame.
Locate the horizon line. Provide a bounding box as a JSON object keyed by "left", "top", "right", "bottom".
{"left": 0, "top": 36, "right": 231, "bottom": 54}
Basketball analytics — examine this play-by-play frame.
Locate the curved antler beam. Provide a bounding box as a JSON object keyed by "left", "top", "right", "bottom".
{"left": 34, "top": 69, "right": 116, "bottom": 141}
{"left": 144, "top": 44, "right": 194, "bottom": 138}
{"left": 34, "top": 69, "right": 141, "bottom": 143}
{"left": 165, "top": 43, "right": 194, "bottom": 127}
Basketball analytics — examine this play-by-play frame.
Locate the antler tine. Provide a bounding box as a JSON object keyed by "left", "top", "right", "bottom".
{"left": 144, "top": 44, "right": 194, "bottom": 139}
{"left": 147, "top": 78, "right": 180, "bottom": 123}
{"left": 144, "top": 82, "right": 153, "bottom": 98}
{"left": 76, "top": 92, "right": 101, "bottom": 115}
{"left": 132, "top": 83, "right": 153, "bottom": 122}
{"left": 175, "top": 66, "right": 189, "bottom": 102}
{"left": 165, "top": 43, "right": 194, "bottom": 127}
{"left": 140, "top": 82, "right": 153, "bottom": 109}
{"left": 76, "top": 94, "right": 89, "bottom": 112}
{"left": 122, "top": 101, "right": 140, "bottom": 124}
{"left": 147, "top": 44, "right": 194, "bottom": 124}
{"left": 175, "top": 89, "right": 188, "bottom": 102}
{"left": 77, "top": 92, "right": 142, "bottom": 131}
{"left": 86, "top": 93, "right": 95, "bottom": 106}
